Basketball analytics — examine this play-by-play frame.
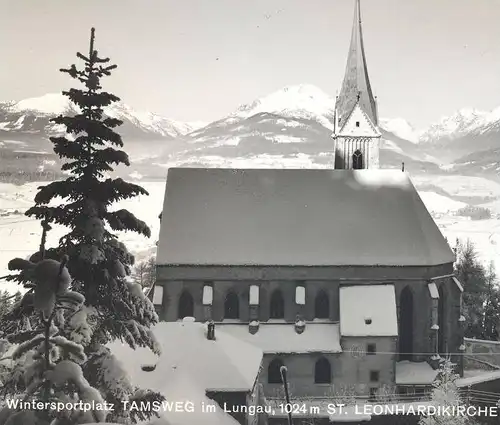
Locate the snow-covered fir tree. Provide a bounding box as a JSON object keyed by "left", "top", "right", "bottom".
{"left": 2, "top": 28, "right": 163, "bottom": 424}
{"left": 0, "top": 256, "right": 109, "bottom": 424}
{"left": 419, "top": 358, "right": 476, "bottom": 425}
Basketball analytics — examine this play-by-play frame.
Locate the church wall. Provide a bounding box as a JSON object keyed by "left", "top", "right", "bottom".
{"left": 370, "top": 139, "right": 380, "bottom": 168}
{"left": 156, "top": 267, "right": 461, "bottom": 368}
{"left": 159, "top": 280, "right": 205, "bottom": 322}
{"left": 303, "top": 280, "right": 340, "bottom": 321}
{"left": 394, "top": 280, "right": 431, "bottom": 361}
{"left": 340, "top": 106, "right": 378, "bottom": 138}
{"left": 334, "top": 137, "right": 379, "bottom": 170}
{"left": 436, "top": 277, "right": 462, "bottom": 362}
{"left": 340, "top": 336, "right": 397, "bottom": 396}
{"left": 259, "top": 337, "right": 396, "bottom": 399}
{"left": 157, "top": 263, "right": 454, "bottom": 282}
{"left": 158, "top": 279, "right": 341, "bottom": 322}
{"left": 392, "top": 277, "right": 461, "bottom": 362}
{"left": 332, "top": 104, "right": 380, "bottom": 170}
{"left": 259, "top": 353, "right": 342, "bottom": 398}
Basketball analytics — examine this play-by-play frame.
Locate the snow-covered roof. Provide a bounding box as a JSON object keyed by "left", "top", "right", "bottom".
{"left": 157, "top": 168, "right": 454, "bottom": 267}
{"left": 215, "top": 323, "right": 342, "bottom": 354}
{"left": 340, "top": 285, "right": 398, "bottom": 337}
{"left": 456, "top": 370, "right": 500, "bottom": 388}
{"left": 452, "top": 276, "right": 464, "bottom": 293}
{"left": 108, "top": 321, "right": 263, "bottom": 393}
{"left": 395, "top": 361, "right": 439, "bottom": 385}
{"left": 146, "top": 375, "right": 240, "bottom": 425}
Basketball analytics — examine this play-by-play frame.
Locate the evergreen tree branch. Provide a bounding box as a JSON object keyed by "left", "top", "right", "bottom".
{"left": 105, "top": 210, "right": 151, "bottom": 237}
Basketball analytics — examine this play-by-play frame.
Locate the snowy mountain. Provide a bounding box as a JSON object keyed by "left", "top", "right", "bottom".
{"left": 1, "top": 86, "right": 499, "bottom": 181}
{"left": 185, "top": 121, "right": 208, "bottom": 132}
{"left": 0, "top": 93, "right": 194, "bottom": 140}
{"left": 231, "top": 84, "right": 337, "bottom": 129}
{"left": 379, "top": 118, "right": 419, "bottom": 144}
{"left": 419, "top": 107, "right": 500, "bottom": 161}
{"left": 0, "top": 93, "right": 200, "bottom": 182}
{"left": 420, "top": 108, "right": 485, "bottom": 142}
{"left": 420, "top": 107, "right": 500, "bottom": 142}
{"left": 153, "top": 84, "right": 441, "bottom": 173}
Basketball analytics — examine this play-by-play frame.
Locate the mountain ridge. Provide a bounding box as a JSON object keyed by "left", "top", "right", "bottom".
{"left": 1, "top": 85, "right": 499, "bottom": 181}
{"left": 0, "top": 92, "right": 204, "bottom": 140}
{"left": 3, "top": 87, "right": 499, "bottom": 146}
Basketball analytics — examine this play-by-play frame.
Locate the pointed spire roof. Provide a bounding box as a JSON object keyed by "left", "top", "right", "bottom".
{"left": 336, "top": 0, "right": 378, "bottom": 129}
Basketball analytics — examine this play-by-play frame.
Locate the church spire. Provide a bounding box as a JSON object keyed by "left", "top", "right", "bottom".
{"left": 335, "top": 0, "right": 378, "bottom": 129}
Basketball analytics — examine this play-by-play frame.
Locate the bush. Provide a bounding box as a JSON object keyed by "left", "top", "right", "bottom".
{"left": 456, "top": 205, "right": 491, "bottom": 220}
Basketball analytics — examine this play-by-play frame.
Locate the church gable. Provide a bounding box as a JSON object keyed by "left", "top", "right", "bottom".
{"left": 338, "top": 103, "right": 380, "bottom": 137}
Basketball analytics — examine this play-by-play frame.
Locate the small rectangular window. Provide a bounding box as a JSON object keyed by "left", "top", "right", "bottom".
{"left": 295, "top": 285, "right": 306, "bottom": 305}
{"left": 249, "top": 285, "right": 259, "bottom": 305}
{"left": 367, "top": 343, "right": 376, "bottom": 355}
{"left": 369, "top": 387, "right": 378, "bottom": 401}
{"left": 370, "top": 371, "right": 379, "bottom": 382}
{"left": 202, "top": 285, "right": 213, "bottom": 306}
{"left": 153, "top": 286, "right": 163, "bottom": 305}
{"left": 355, "top": 121, "right": 360, "bottom": 127}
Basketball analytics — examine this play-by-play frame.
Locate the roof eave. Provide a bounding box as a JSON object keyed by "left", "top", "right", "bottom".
{"left": 157, "top": 262, "right": 455, "bottom": 268}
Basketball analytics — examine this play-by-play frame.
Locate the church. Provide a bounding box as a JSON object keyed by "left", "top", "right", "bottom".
{"left": 153, "top": 0, "right": 465, "bottom": 420}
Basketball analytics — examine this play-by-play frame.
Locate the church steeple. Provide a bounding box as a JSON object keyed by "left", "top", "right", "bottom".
{"left": 335, "top": 0, "right": 378, "bottom": 129}
{"left": 332, "top": 0, "right": 381, "bottom": 170}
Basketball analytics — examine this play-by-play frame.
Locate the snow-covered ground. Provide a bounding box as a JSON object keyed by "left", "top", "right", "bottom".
{"left": 417, "top": 192, "right": 467, "bottom": 214}
{"left": 0, "top": 181, "right": 164, "bottom": 292}
{"left": 412, "top": 174, "right": 500, "bottom": 198}
{"left": 1, "top": 176, "right": 500, "bottom": 292}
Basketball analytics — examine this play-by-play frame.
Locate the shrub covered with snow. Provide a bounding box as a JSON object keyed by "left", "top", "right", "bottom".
{"left": 0, "top": 257, "right": 109, "bottom": 424}
{"left": 419, "top": 358, "right": 477, "bottom": 425}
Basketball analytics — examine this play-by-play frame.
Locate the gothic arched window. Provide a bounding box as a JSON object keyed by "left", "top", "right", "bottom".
{"left": 224, "top": 291, "right": 240, "bottom": 319}
{"left": 314, "top": 290, "right": 330, "bottom": 319}
{"left": 352, "top": 150, "right": 363, "bottom": 169}
{"left": 178, "top": 290, "right": 194, "bottom": 319}
{"left": 268, "top": 358, "right": 284, "bottom": 384}
{"left": 314, "top": 357, "right": 332, "bottom": 384}
{"left": 270, "top": 290, "right": 285, "bottom": 319}
{"left": 399, "top": 286, "right": 414, "bottom": 360}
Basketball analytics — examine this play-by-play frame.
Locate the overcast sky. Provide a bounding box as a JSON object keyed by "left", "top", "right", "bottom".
{"left": 1, "top": 0, "right": 499, "bottom": 128}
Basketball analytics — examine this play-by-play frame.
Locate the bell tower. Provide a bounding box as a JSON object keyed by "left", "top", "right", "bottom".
{"left": 332, "top": 0, "right": 381, "bottom": 169}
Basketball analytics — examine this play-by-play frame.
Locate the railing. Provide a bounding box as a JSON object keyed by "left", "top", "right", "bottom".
{"left": 459, "top": 387, "right": 500, "bottom": 406}
{"left": 265, "top": 392, "right": 433, "bottom": 406}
